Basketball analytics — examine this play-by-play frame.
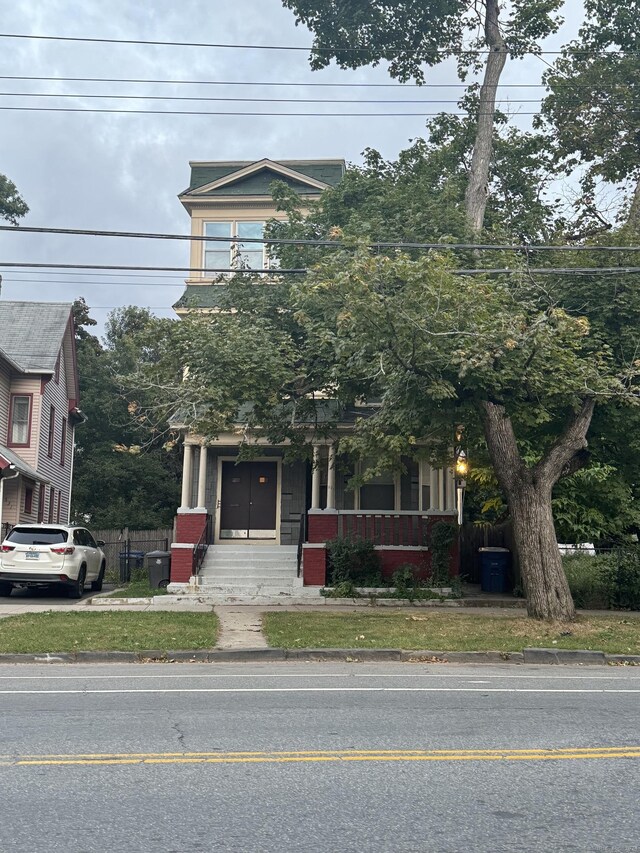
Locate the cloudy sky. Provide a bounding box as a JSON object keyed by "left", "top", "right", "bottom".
{"left": 0, "top": 0, "right": 584, "bottom": 335}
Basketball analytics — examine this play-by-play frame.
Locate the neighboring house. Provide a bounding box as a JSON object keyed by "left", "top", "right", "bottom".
{"left": 0, "top": 302, "right": 83, "bottom": 537}
{"left": 170, "top": 159, "right": 459, "bottom": 593}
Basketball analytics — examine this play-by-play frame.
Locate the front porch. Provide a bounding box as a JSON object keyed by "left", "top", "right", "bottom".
{"left": 170, "top": 441, "right": 460, "bottom": 591}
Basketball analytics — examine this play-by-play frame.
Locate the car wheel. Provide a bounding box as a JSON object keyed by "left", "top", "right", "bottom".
{"left": 0, "top": 581, "right": 12, "bottom": 597}
{"left": 91, "top": 563, "right": 106, "bottom": 593}
{"left": 158, "top": 579, "right": 169, "bottom": 590}
{"left": 68, "top": 567, "right": 86, "bottom": 599}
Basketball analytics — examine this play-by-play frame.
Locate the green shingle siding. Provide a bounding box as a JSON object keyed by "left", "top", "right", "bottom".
{"left": 186, "top": 160, "right": 344, "bottom": 194}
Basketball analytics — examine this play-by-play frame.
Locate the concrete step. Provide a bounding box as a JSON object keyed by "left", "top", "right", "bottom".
{"left": 201, "top": 576, "right": 298, "bottom": 585}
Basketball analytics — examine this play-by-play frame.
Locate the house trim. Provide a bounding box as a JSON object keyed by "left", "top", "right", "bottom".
{"left": 187, "top": 159, "right": 331, "bottom": 197}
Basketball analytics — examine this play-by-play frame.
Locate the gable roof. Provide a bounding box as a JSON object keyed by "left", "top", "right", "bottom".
{"left": 180, "top": 158, "right": 345, "bottom": 199}
{"left": 0, "top": 301, "right": 73, "bottom": 373}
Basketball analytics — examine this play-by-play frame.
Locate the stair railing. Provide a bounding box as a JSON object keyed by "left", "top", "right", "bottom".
{"left": 192, "top": 515, "right": 213, "bottom": 578}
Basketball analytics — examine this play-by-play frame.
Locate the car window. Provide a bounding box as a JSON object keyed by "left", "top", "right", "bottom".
{"left": 73, "top": 530, "right": 84, "bottom": 546}
{"left": 7, "top": 528, "right": 69, "bottom": 545}
{"left": 82, "top": 530, "right": 98, "bottom": 548}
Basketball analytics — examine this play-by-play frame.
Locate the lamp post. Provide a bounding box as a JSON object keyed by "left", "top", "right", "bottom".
{"left": 454, "top": 426, "right": 468, "bottom": 526}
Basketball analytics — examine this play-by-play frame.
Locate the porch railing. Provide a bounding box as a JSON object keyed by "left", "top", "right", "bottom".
{"left": 337, "top": 511, "right": 430, "bottom": 547}
{"left": 192, "top": 515, "right": 213, "bottom": 577}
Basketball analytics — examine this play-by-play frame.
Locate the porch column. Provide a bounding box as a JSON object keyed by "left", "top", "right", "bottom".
{"left": 179, "top": 442, "right": 194, "bottom": 510}
{"left": 311, "top": 445, "right": 321, "bottom": 510}
{"left": 326, "top": 442, "right": 337, "bottom": 510}
{"left": 446, "top": 468, "right": 456, "bottom": 511}
{"left": 429, "top": 465, "right": 439, "bottom": 510}
{"left": 196, "top": 444, "right": 208, "bottom": 510}
{"left": 438, "top": 468, "right": 446, "bottom": 512}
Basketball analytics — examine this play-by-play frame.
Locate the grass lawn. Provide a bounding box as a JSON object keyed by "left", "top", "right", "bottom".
{"left": 106, "top": 581, "right": 169, "bottom": 598}
{"left": 263, "top": 611, "right": 640, "bottom": 654}
{"left": 0, "top": 612, "right": 219, "bottom": 654}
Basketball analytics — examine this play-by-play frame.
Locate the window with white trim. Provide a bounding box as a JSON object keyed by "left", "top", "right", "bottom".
{"left": 204, "top": 221, "right": 270, "bottom": 271}
{"left": 9, "top": 395, "right": 31, "bottom": 445}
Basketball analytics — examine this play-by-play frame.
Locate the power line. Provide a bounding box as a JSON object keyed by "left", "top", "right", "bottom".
{"left": 0, "top": 105, "right": 538, "bottom": 117}
{"left": 0, "top": 74, "right": 631, "bottom": 91}
{"left": 0, "top": 91, "right": 560, "bottom": 105}
{"left": 1, "top": 261, "right": 639, "bottom": 276}
{"left": 2, "top": 224, "right": 640, "bottom": 253}
{"left": 0, "top": 32, "right": 635, "bottom": 56}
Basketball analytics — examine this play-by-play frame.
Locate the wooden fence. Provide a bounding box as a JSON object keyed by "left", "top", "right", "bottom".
{"left": 459, "top": 521, "right": 519, "bottom": 587}
{"left": 91, "top": 527, "right": 174, "bottom": 583}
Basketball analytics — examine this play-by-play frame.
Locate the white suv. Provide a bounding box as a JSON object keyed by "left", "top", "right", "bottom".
{"left": 0, "top": 524, "right": 107, "bottom": 598}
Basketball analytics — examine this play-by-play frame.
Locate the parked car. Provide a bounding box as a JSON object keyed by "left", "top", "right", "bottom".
{"left": 0, "top": 524, "right": 106, "bottom": 598}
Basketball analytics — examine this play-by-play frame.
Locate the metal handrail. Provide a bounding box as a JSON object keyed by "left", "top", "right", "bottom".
{"left": 192, "top": 515, "right": 213, "bottom": 577}
{"left": 296, "top": 512, "right": 307, "bottom": 578}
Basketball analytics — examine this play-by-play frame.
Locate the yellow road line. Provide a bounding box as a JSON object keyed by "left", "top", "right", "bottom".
{"left": 2, "top": 747, "right": 639, "bottom": 768}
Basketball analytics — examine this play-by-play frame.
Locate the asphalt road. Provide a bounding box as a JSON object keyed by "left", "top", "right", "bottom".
{"left": 0, "top": 661, "right": 638, "bottom": 852}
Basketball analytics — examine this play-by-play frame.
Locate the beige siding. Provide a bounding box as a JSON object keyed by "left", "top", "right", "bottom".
{"left": 8, "top": 374, "right": 42, "bottom": 469}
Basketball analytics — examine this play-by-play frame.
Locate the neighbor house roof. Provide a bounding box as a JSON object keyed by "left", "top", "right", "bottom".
{"left": 0, "top": 302, "right": 73, "bottom": 373}
{"left": 173, "top": 285, "right": 230, "bottom": 311}
{"left": 0, "top": 445, "right": 48, "bottom": 483}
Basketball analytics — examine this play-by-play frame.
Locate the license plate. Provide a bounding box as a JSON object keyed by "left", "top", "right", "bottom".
{"left": 25, "top": 552, "right": 40, "bottom": 561}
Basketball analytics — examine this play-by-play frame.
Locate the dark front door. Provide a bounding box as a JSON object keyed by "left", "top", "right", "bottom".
{"left": 219, "top": 461, "right": 278, "bottom": 539}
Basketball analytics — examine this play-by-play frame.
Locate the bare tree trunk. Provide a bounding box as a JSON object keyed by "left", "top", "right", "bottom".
{"left": 464, "top": 0, "right": 508, "bottom": 233}
{"left": 479, "top": 399, "right": 595, "bottom": 620}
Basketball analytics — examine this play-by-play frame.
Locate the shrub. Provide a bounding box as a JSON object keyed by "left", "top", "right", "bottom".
{"left": 603, "top": 547, "right": 640, "bottom": 611}
{"left": 326, "top": 537, "right": 382, "bottom": 587}
{"left": 429, "top": 521, "right": 458, "bottom": 586}
{"left": 563, "top": 547, "right": 640, "bottom": 611}
{"left": 562, "top": 553, "right": 612, "bottom": 609}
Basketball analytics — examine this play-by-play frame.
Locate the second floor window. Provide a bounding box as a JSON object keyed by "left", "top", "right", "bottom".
{"left": 9, "top": 395, "right": 31, "bottom": 445}
{"left": 204, "top": 221, "right": 268, "bottom": 271}
{"left": 60, "top": 417, "right": 67, "bottom": 466}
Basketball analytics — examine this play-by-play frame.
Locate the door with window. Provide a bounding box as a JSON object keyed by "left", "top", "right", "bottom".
{"left": 219, "top": 461, "right": 278, "bottom": 540}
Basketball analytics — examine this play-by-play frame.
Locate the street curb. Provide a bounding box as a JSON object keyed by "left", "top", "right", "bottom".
{"left": 0, "top": 647, "right": 637, "bottom": 665}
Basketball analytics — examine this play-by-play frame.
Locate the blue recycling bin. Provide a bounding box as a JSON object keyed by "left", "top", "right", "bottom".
{"left": 479, "top": 547, "right": 510, "bottom": 593}
{"left": 119, "top": 550, "right": 146, "bottom": 583}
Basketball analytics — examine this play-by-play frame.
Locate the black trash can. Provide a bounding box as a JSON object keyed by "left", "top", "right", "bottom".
{"left": 479, "top": 547, "right": 511, "bottom": 594}
{"left": 146, "top": 551, "right": 172, "bottom": 590}
{"left": 118, "top": 550, "right": 146, "bottom": 583}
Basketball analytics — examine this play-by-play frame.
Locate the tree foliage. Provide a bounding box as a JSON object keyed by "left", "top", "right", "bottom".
{"left": 71, "top": 303, "right": 181, "bottom": 529}
{"left": 0, "top": 173, "right": 28, "bottom": 225}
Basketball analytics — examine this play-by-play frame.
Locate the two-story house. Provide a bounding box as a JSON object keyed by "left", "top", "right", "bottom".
{"left": 0, "top": 302, "right": 83, "bottom": 537}
{"left": 169, "top": 159, "right": 459, "bottom": 596}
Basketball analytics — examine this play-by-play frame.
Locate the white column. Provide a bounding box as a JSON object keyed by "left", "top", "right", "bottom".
{"left": 429, "top": 465, "right": 439, "bottom": 510}
{"left": 438, "top": 468, "right": 446, "bottom": 513}
{"left": 446, "top": 467, "right": 456, "bottom": 511}
{"left": 196, "top": 445, "right": 208, "bottom": 510}
{"left": 311, "top": 445, "right": 321, "bottom": 509}
{"left": 180, "top": 442, "right": 193, "bottom": 510}
{"left": 326, "top": 442, "right": 336, "bottom": 510}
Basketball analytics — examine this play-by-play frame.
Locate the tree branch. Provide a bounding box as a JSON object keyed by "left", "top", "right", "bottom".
{"left": 534, "top": 398, "right": 596, "bottom": 484}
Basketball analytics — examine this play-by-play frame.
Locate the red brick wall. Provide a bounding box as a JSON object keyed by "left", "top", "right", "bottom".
{"left": 303, "top": 547, "right": 327, "bottom": 585}
{"left": 170, "top": 547, "right": 193, "bottom": 583}
{"left": 175, "top": 512, "right": 207, "bottom": 544}
{"left": 307, "top": 512, "right": 338, "bottom": 544}
{"left": 379, "top": 549, "right": 430, "bottom": 579}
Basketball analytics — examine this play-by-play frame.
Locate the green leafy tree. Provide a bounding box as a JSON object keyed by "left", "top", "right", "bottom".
{"left": 0, "top": 173, "right": 28, "bottom": 225}
{"left": 281, "top": 0, "right": 563, "bottom": 232}
{"left": 539, "top": 0, "right": 640, "bottom": 231}
{"left": 71, "top": 303, "right": 181, "bottom": 529}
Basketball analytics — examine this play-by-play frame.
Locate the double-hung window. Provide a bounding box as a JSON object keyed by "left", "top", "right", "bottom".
{"left": 204, "top": 221, "right": 269, "bottom": 271}
{"left": 9, "top": 395, "right": 31, "bottom": 446}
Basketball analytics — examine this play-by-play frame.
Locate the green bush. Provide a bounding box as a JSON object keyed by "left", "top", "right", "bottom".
{"left": 563, "top": 547, "right": 640, "bottom": 611}
{"left": 603, "top": 547, "right": 640, "bottom": 611}
{"left": 326, "top": 538, "right": 382, "bottom": 587}
{"left": 562, "top": 553, "right": 613, "bottom": 609}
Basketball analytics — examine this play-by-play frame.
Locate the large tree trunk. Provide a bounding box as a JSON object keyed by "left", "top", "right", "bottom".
{"left": 509, "top": 483, "right": 575, "bottom": 621}
{"left": 479, "top": 398, "right": 595, "bottom": 620}
{"left": 464, "top": 0, "right": 508, "bottom": 233}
